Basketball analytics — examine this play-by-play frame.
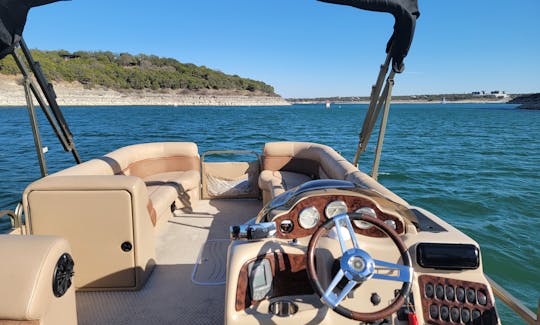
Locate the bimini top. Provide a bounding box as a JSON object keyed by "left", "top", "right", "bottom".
{"left": 0, "top": 0, "right": 62, "bottom": 59}
{"left": 319, "top": 0, "right": 420, "bottom": 73}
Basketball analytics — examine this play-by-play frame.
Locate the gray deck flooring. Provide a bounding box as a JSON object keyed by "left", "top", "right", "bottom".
{"left": 76, "top": 199, "right": 262, "bottom": 325}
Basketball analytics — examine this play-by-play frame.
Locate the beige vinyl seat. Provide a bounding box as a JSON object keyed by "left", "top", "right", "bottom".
{"left": 0, "top": 235, "right": 77, "bottom": 325}
{"left": 259, "top": 142, "right": 408, "bottom": 206}
{"left": 22, "top": 142, "right": 201, "bottom": 291}
{"left": 50, "top": 142, "right": 201, "bottom": 223}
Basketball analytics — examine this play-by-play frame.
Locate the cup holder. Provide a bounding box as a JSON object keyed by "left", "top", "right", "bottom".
{"left": 269, "top": 300, "right": 298, "bottom": 317}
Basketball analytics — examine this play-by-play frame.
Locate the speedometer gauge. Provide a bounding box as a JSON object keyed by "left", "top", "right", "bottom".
{"left": 353, "top": 207, "right": 377, "bottom": 229}
{"left": 325, "top": 200, "right": 348, "bottom": 218}
{"left": 298, "top": 206, "right": 320, "bottom": 229}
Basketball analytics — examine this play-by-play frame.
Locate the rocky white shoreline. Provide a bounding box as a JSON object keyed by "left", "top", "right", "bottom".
{"left": 0, "top": 77, "right": 290, "bottom": 107}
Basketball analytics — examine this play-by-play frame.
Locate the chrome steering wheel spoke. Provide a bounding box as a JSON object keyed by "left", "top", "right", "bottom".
{"left": 333, "top": 214, "right": 360, "bottom": 253}
{"left": 307, "top": 213, "right": 413, "bottom": 322}
{"left": 322, "top": 268, "right": 358, "bottom": 308}
{"left": 372, "top": 259, "right": 413, "bottom": 283}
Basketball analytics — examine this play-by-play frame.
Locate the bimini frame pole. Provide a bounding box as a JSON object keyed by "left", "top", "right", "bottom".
{"left": 352, "top": 50, "right": 396, "bottom": 180}
{"left": 371, "top": 70, "right": 395, "bottom": 180}
{"left": 352, "top": 51, "right": 392, "bottom": 167}
{"left": 22, "top": 76, "right": 48, "bottom": 177}
{"left": 10, "top": 38, "right": 81, "bottom": 170}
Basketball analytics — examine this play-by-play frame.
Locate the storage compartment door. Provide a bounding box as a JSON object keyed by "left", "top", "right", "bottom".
{"left": 28, "top": 190, "right": 136, "bottom": 289}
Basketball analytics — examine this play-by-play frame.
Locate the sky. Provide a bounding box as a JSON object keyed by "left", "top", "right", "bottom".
{"left": 22, "top": 0, "right": 540, "bottom": 98}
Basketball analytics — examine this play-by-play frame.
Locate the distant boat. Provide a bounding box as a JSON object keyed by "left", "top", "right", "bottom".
{"left": 325, "top": 100, "right": 331, "bottom": 109}
{"left": 441, "top": 96, "right": 447, "bottom": 104}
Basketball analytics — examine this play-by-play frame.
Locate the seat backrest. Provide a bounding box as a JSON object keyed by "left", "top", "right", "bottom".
{"left": 52, "top": 142, "right": 200, "bottom": 179}
{"left": 108, "top": 142, "right": 200, "bottom": 178}
{"left": 262, "top": 142, "right": 356, "bottom": 180}
{"left": 261, "top": 142, "right": 409, "bottom": 206}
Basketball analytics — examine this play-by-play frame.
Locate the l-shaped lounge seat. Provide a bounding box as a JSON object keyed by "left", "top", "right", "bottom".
{"left": 258, "top": 142, "right": 408, "bottom": 206}
{"left": 23, "top": 142, "right": 200, "bottom": 290}
{"left": 51, "top": 142, "right": 201, "bottom": 224}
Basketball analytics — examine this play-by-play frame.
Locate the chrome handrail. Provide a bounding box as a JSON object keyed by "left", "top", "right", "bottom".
{"left": 0, "top": 202, "right": 24, "bottom": 234}
{"left": 486, "top": 275, "right": 539, "bottom": 325}
{"left": 1, "top": 206, "right": 18, "bottom": 229}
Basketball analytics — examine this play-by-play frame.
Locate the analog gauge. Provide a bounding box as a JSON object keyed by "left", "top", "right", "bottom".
{"left": 298, "top": 206, "right": 320, "bottom": 229}
{"left": 353, "top": 207, "right": 377, "bottom": 229}
{"left": 325, "top": 200, "right": 348, "bottom": 218}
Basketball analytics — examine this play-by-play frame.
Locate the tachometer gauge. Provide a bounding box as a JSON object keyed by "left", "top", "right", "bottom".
{"left": 298, "top": 206, "right": 320, "bottom": 229}
{"left": 325, "top": 200, "right": 348, "bottom": 218}
{"left": 353, "top": 207, "right": 377, "bottom": 229}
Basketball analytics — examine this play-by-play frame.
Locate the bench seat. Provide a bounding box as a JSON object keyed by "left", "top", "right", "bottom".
{"left": 259, "top": 142, "right": 408, "bottom": 206}
{"left": 23, "top": 142, "right": 201, "bottom": 291}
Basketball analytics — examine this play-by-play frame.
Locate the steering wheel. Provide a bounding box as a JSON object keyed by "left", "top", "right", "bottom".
{"left": 306, "top": 213, "right": 413, "bottom": 322}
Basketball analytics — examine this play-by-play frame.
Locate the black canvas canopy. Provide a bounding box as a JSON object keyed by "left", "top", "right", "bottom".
{"left": 319, "top": 0, "right": 420, "bottom": 73}
{"left": 0, "top": 0, "right": 62, "bottom": 59}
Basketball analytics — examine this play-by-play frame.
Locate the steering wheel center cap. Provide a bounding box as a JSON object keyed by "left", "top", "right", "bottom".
{"left": 349, "top": 256, "right": 365, "bottom": 272}
{"left": 341, "top": 249, "right": 375, "bottom": 282}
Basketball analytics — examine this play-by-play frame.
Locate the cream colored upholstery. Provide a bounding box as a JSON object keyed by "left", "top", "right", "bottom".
{"left": 22, "top": 142, "right": 201, "bottom": 291}
{"left": 258, "top": 170, "right": 312, "bottom": 200}
{"left": 53, "top": 142, "right": 201, "bottom": 220}
{"left": 0, "top": 235, "right": 77, "bottom": 325}
{"left": 259, "top": 142, "right": 407, "bottom": 206}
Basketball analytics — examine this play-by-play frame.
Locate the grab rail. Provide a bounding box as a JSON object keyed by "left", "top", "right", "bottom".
{"left": 486, "top": 275, "right": 539, "bottom": 325}
{"left": 0, "top": 202, "right": 24, "bottom": 233}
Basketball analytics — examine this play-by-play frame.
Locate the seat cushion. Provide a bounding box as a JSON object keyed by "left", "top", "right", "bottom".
{"left": 144, "top": 171, "right": 200, "bottom": 220}
{"left": 144, "top": 171, "right": 200, "bottom": 192}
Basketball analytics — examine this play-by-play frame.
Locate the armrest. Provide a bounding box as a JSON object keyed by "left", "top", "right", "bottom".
{"left": 258, "top": 170, "right": 287, "bottom": 197}
{"left": 0, "top": 235, "right": 77, "bottom": 324}
{"left": 23, "top": 175, "right": 147, "bottom": 193}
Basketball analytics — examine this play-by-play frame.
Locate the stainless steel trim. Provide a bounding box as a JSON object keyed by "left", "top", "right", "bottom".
{"left": 486, "top": 275, "right": 538, "bottom": 325}
{"left": 1, "top": 202, "right": 23, "bottom": 231}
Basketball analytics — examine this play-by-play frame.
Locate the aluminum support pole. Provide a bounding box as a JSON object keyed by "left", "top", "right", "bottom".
{"left": 371, "top": 71, "right": 395, "bottom": 180}
{"left": 23, "top": 77, "right": 47, "bottom": 177}
{"left": 353, "top": 52, "right": 392, "bottom": 167}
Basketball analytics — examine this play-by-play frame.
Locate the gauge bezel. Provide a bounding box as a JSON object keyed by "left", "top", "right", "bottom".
{"left": 324, "top": 200, "right": 348, "bottom": 219}
{"left": 298, "top": 206, "right": 321, "bottom": 229}
{"left": 353, "top": 207, "right": 378, "bottom": 229}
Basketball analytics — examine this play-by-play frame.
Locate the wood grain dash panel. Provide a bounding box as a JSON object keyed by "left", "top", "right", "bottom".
{"left": 418, "top": 275, "right": 498, "bottom": 325}
{"left": 235, "top": 253, "right": 313, "bottom": 311}
{"left": 274, "top": 195, "right": 404, "bottom": 239}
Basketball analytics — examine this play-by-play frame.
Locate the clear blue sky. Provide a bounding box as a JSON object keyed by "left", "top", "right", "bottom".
{"left": 23, "top": 0, "right": 540, "bottom": 98}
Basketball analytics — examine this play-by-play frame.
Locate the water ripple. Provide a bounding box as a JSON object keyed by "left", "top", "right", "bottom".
{"left": 0, "top": 103, "right": 538, "bottom": 322}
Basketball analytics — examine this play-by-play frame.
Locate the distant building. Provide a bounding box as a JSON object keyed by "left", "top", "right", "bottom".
{"left": 472, "top": 90, "right": 509, "bottom": 99}
{"left": 490, "top": 90, "right": 509, "bottom": 99}
{"left": 472, "top": 91, "right": 486, "bottom": 97}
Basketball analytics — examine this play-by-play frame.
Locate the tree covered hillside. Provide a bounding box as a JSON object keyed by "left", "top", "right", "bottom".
{"left": 0, "top": 50, "right": 276, "bottom": 95}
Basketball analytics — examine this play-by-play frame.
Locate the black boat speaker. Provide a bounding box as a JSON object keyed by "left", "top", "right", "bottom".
{"left": 52, "top": 253, "right": 75, "bottom": 297}
{"left": 416, "top": 243, "right": 479, "bottom": 270}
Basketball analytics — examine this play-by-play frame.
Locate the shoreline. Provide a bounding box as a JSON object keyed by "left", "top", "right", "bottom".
{"left": 0, "top": 76, "right": 523, "bottom": 107}
{"left": 289, "top": 99, "right": 513, "bottom": 105}
{"left": 0, "top": 77, "right": 290, "bottom": 107}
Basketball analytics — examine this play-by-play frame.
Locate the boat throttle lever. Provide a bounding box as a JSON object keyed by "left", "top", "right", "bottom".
{"left": 230, "top": 222, "right": 276, "bottom": 240}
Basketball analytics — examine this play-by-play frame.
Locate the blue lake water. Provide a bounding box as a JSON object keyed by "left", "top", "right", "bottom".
{"left": 0, "top": 103, "right": 538, "bottom": 323}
